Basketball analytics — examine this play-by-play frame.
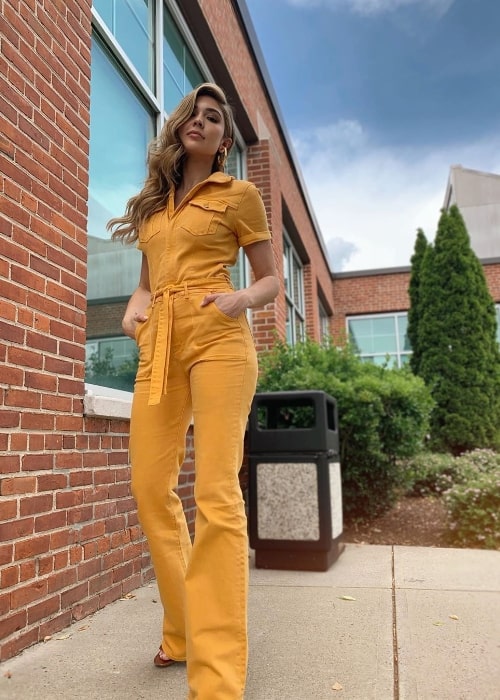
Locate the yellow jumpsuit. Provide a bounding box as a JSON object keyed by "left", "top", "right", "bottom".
{"left": 129, "top": 172, "right": 271, "bottom": 699}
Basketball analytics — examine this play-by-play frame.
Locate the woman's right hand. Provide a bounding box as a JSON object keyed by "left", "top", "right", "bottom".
{"left": 122, "top": 309, "right": 148, "bottom": 340}
{"left": 122, "top": 255, "right": 151, "bottom": 340}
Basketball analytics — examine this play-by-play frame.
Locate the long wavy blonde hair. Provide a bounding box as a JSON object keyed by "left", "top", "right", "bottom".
{"left": 108, "top": 83, "right": 235, "bottom": 243}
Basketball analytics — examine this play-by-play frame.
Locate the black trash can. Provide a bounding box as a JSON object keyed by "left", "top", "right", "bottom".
{"left": 248, "top": 391, "right": 344, "bottom": 571}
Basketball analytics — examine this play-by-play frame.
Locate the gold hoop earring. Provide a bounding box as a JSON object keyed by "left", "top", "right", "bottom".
{"left": 218, "top": 146, "right": 228, "bottom": 169}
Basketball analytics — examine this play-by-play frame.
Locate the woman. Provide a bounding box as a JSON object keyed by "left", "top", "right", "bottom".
{"left": 108, "top": 83, "right": 279, "bottom": 699}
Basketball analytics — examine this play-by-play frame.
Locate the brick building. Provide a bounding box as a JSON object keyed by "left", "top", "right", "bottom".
{"left": 0, "top": 0, "right": 335, "bottom": 660}
{"left": 1, "top": 0, "right": 499, "bottom": 662}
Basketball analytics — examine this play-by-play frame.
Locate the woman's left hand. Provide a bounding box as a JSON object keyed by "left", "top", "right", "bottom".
{"left": 200, "top": 291, "right": 249, "bottom": 318}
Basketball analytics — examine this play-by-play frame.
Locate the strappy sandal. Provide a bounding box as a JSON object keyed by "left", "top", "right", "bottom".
{"left": 154, "top": 646, "right": 176, "bottom": 668}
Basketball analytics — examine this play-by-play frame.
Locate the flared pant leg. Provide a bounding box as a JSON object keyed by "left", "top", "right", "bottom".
{"left": 185, "top": 342, "right": 258, "bottom": 700}
{"left": 130, "top": 355, "right": 193, "bottom": 662}
{"left": 131, "top": 292, "right": 258, "bottom": 698}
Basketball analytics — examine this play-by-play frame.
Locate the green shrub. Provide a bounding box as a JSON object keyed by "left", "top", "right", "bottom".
{"left": 257, "top": 338, "right": 433, "bottom": 522}
{"left": 402, "top": 449, "right": 500, "bottom": 548}
{"left": 444, "top": 469, "right": 500, "bottom": 549}
{"left": 452, "top": 448, "right": 500, "bottom": 476}
{"left": 443, "top": 449, "right": 500, "bottom": 549}
{"left": 402, "top": 452, "right": 456, "bottom": 496}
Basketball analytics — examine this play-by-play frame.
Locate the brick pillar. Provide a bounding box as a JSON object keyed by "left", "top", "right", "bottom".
{"left": 247, "top": 139, "right": 286, "bottom": 350}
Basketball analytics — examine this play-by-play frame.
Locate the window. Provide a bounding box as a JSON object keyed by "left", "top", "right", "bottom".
{"left": 283, "top": 233, "right": 305, "bottom": 345}
{"left": 93, "top": 0, "right": 155, "bottom": 89}
{"left": 318, "top": 300, "right": 330, "bottom": 343}
{"left": 347, "top": 313, "right": 411, "bottom": 368}
{"left": 87, "top": 37, "right": 154, "bottom": 303}
{"left": 88, "top": 3, "right": 248, "bottom": 392}
{"left": 225, "top": 144, "right": 246, "bottom": 291}
{"left": 86, "top": 337, "right": 138, "bottom": 392}
{"left": 163, "top": 5, "right": 204, "bottom": 113}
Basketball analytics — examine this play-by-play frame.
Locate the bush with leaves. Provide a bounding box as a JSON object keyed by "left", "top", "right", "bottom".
{"left": 443, "top": 449, "right": 500, "bottom": 549}
{"left": 402, "top": 452, "right": 456, "bottom": 496}
{"left": 403, "top": 448, "right": 500, "bottom": 548}
{"left": 257, "top": 338, "right": 433, "bottom": 522}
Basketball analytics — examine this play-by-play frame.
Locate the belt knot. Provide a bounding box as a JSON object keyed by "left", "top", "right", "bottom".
{"left": 147, "top": 278, "right": 231, "bottom": 406}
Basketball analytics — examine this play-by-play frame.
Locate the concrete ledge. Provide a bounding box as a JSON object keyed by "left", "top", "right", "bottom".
{"left": 83, "top": 383, "right": 132, "bottom": 420}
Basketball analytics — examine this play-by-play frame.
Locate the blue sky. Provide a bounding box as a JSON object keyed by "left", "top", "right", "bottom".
{"left": 245, "top": 0, "right": 500, "bottom": 271}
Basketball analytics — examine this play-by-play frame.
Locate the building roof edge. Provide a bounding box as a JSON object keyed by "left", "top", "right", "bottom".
{"left": 233, "top": 0, "right": 332, "bottom": 272}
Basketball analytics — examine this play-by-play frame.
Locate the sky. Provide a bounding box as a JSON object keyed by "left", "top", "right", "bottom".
{"left": 244, "top": 0, "right": 500, "bottom": 271}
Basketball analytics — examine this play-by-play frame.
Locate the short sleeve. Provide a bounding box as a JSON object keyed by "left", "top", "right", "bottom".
{"left": 233, "top": 183, "right": 271, "bottom": 247}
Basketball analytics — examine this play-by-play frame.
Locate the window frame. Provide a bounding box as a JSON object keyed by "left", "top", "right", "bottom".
{"left": 346, "top": 312, "right": 411, "bottom": 368}
{"left": 283, "top": 230, "right": 305, "bottom": 345}
{"left": 86, "top": 1, "right": 249, "bottom": 411}
{"left": 318, "top": 299, "right": 330, "bottom": 343}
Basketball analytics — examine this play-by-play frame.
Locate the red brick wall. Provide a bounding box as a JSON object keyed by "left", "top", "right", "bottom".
{"left": 3, "top": 0, "right": 495, "bottom": 665}
{"left": 331, "top": 269, "right": 411, "bottom": 339}
{"left": 86, "top": 301, "right": 127, "bottom": 338}
{"left": 331, "top": 262, "right": 500, "bottom": 341}
{"left": 484, "top": 262, "right": 500, "bottom": 300}
{"left": 247, "top": 139, "right": 287, "bottom": 347}
{"left": 0, "top": 0, "right": 335, "bottom": 662}
{"left": 0, "top": 0, "right": 161, "bottom": 661}
{"left": 202, "top": 0, "right": 334, "bottom": 346}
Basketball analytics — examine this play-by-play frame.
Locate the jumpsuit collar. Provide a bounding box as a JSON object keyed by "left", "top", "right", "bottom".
{"left": 169, "top": 172, "right": 234, "bottom": 215}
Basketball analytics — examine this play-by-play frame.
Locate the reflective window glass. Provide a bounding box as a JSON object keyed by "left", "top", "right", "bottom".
{"left": 397, "top": 314, "right": 412, "bottom": 351}
{"left": 93, "top": 0, "right": 154, "bottom": 88}
{"left": 347, "top": 313, "right": 412, "bottom": 368}
{"left": 163, "top": 6, "right": 203, "bottom": 113}
{"left": 283, "top": 232, "right": 305, "bottom": 345}
{"left": 226, "top": 145, "right": 246, "bottom": 290}
{"left": 349, "top": 317, "right": 396, "bottom": 354}
{"left": 227, "top": 144, "right": 243, "bottom": 179}
{"left": 283, "top": 248, "right": 291, "bottom": 296}
{"left": 319, "top": 301, "right": 330, "bottom": 342}
{"left": 285, "top": 304, "right": 293, "bottom": 344}
{"left": 88, "top": 37, "right": 154, "bottom": 302}
{"left": 85, "top": 337, "right": 138, "bottom": 392}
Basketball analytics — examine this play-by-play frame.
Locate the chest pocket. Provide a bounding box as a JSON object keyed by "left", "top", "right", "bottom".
{"left": 138, "top": 214, "right": 162, "bottom": 247}
{"left": 180, "top": 199, "right": 229, "bottom": 236}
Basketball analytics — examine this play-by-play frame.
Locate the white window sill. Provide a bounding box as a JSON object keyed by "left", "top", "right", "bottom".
{"left": 84, "top": 383, "right": 132, "bottom": 420}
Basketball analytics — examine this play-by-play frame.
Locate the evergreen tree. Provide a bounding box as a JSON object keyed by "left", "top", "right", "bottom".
{"left": 417, "top": 205, "right": 500, "bottom": 453}
{"left": 407, "top": 228, "right": 430, "bottom": 375}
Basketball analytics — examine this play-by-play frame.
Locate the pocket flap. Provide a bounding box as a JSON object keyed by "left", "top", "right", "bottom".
{"left": 139, "top": 214, "right": 162, "bottom": 243}
{"left": 190, "top": 199, "right": 229, "bottom": 214}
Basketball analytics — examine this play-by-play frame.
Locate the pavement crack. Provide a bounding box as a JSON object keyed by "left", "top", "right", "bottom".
{"left": 392, "top": 545, "right": 400, "bottom": 700}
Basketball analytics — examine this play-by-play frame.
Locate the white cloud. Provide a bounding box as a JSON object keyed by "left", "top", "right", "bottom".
{"left": 284, "top": 0, "right": 455, "bottom": 18}
{"left": 292, "top": 121, "right": 500, "bottom": 271}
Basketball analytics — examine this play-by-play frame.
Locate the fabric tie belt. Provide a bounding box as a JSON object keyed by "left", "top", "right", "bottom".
{"left": 148, "top": 278, "right": 232, "bottom": 406}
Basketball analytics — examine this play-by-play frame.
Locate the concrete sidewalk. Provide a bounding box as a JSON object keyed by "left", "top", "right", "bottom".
{"left": 1, "top": 544, "right": 499, "bottom": 700}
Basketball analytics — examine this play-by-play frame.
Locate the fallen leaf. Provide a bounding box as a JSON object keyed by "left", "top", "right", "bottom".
{"left": 332, "top": 681, "right": 343, "bottom": 691}
{"left": 78, "top": 625, "right": 89, "bottom": 631}
{"left": 449, "top": 615, "right": 459, "bottom": 621}
{"left": 55, "top": 633, "right": 72, "bottom": 640}
{"left": 432, "top": 621, "right": 444, "bottom": 626}
{"left": 338, "top": 595, "right": 356, "bottom": 601}
{"left": 120, "top": 593, "right": 136, "bottom": 600}
{"left": 43, "top": 635, "right": 52, "bottom": 642}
